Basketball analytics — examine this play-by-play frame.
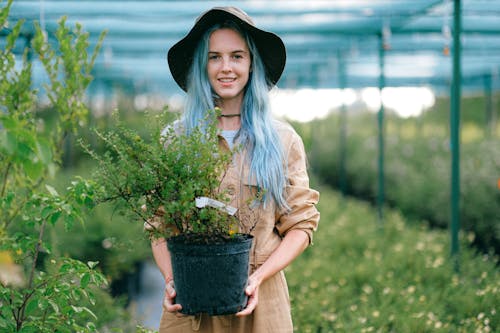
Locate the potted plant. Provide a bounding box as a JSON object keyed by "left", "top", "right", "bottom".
{"left": 81, "top": 108, "right": 254, "bottom": 315}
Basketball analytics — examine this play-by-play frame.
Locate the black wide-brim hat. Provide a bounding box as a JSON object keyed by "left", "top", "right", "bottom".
{"left": 167, "top": 6, "right": 286, "bottom": 91}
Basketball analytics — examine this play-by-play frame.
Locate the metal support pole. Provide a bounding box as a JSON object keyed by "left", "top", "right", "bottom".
{"left": 493, "top": 69, "right": 499, "bottom": 138}
{"left": 484, "top": 74, "right": 493, "bottom": 137}
{"left": 377, "top": 34, "right": 386, "bottom": 224}
{"left": 450, "top": 0, "right": 462, "bottom": 269}
{"left": 338, "top": 51, "right": 347, "bottom": 197}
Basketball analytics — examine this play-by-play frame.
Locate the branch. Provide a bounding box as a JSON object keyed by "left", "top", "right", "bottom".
{"left": 27, "top": 219, "right": 47, "bottom": 289}
{"left": 18, "top": 219, "right": 47, "bottom": 326}
{"left": 1, "top": 160, "right": 12, "bottom": 197}
{"left": 4, "top": 170, "right": 48, "bottom": 228}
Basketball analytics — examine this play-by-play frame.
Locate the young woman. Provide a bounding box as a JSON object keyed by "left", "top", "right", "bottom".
{"left": 152, "top": 6, "right": 320, "bottom": 332}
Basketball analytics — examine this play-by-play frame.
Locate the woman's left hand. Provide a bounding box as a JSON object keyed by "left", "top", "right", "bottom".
{"left": 235, "top": 274, "right": 260, "bottom": 316}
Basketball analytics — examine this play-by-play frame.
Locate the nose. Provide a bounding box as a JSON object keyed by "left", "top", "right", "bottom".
{"left": 221, "top": 56, "right": 232, "bottom": 72}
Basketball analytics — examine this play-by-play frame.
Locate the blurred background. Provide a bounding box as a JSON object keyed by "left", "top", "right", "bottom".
{"left": 2, "top": 1, "right": 499, "bottom": 332}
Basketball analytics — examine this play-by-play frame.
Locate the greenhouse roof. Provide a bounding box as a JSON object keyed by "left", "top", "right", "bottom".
{"left": 4, "top": 0, "right": 500, "bottom": 95}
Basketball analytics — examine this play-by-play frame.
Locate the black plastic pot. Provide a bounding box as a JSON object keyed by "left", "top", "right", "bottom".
{"left": 167, "top": 234, "right": 253, "bottom": 315}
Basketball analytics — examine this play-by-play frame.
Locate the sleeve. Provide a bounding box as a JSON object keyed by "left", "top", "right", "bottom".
{"left": 275, "top": 130, "right": 320, "bottom": 244}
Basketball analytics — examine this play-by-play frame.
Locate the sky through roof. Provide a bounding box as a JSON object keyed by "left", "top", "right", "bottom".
{"left": 4, "top": 0, "right": 500, "bottom": 96}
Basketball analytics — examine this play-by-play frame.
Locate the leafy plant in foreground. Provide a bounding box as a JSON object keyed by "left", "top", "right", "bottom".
{"left": 0, "top": 1, "right": 114, "bottom": 331}
{"left": 82, "top": 108, "right": 240, "bottom": 243}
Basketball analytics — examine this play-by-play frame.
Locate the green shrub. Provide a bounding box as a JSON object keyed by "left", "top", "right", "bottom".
{"left": 0, "top": 3, "right": 148, "bottom": 331}
{"left": 81, "top": 108, "right": 239, "bottom": 243}
{"left": 287, "top": 186, "right": 499, "bottom": 333}
{"left": 296, "top": 108, "right": 500, "bottom": 254}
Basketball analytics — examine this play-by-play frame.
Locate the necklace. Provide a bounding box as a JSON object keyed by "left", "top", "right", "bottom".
{"left": 219, "top": 113, "right": 241, "bottom": 118}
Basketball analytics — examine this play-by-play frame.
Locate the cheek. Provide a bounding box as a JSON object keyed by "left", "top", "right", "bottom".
{"left": 206, "top": 63, "right": 215, "bottom": 77}
{"left": 240, "top": 63, "right": 251, "bottom": 80}
{"left": 207, "top": 66, "right": 219, "bottom": 84}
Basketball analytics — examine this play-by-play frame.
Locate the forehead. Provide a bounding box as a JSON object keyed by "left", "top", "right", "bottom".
{"left": 208, "top": 28, "right": 249, "bottom": 50}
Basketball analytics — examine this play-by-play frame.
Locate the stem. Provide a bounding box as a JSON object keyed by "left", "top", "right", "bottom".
{"left": 17, "top": 219, "right": 47, "bottom": 329}
{"left": 41, "top": 307, "right": 49, "bottom": 328}
{"left": 14, "top": 268, "right": 73, "bottom": 331}
{"left": 4, "top": 199, "right": 28, "bottom": 229}
{"left": 4, "top": 286, "right": 20, "bottom": 329}
{"left": 1, "top": 161, "right": 12, "bottom": 197}
{"left": 56, "top": 130, "right": 69, "bottom": 163}
{"left": 4, "top": 167, "right": 47, "bottom": 229}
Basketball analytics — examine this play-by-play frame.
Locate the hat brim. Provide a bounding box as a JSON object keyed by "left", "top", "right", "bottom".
{"left": 168, "top": 7, "right": 286, "bottom": 91}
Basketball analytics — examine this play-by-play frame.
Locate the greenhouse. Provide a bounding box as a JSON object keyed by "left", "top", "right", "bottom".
{"left": 1, "top": 1, "right": 499, "bottom": 332}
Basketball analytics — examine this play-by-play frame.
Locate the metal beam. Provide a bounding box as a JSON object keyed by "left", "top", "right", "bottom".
{"left": 450, "top": 0, "right": 461, "bottom": 270}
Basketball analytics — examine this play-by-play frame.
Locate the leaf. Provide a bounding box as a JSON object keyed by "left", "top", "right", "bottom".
{"left": 41, "top": 206, "right": 53, "bottom": 219}
{"left": 19, "top": 326, "right": 39, "bottom": 333}
{"left": 16, "top": 137, "right": 35, "bottom": 161}
{"left": 70, "top": 305, "right": 83, "bottom": 313}
{"left": 81, "top": 306, "right": 98, "bottom": 320}
{"left": 49, "top": 210, "right": 61, "bottom": 225}
{"left": 86, "top": 290, "right": 96, "bottom": 306}
{"left": 35, "top": 137, "right": 53, "bottom": 165}
{"left": 59, "top": 262, "right": 72, "bottom": 273}
{"left": 87, "top": 261, "right": 99, "bottom": 269}
{"left": 63, "top": 214, "right": 75, "bottom": 231}
{"left": 80, "top": 273, "right": 90, "bottom": 289}
{"left": 0, "top": 116, "right": 17, "bottom": 131}
{"left": 4, "top": 131, "right": 17, "bottom": 154}
{"left": 45, "top": 184, "right": 59, "bottom": 197}
{"left": 0, "top": 0, "right": 13, "bottom": 28}
{"left": 47, "top": 299, "right": 60, "bottom": 314}
{"left": 23, "top": 160, "right": 44, "bottom": 180}
{"left": 24, "top": 299, "right": 38, "bottom": 315}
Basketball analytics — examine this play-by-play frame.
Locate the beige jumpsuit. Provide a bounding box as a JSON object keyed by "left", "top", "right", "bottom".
{"left": 159, "top": 120, "right": 320, "bottom": 332}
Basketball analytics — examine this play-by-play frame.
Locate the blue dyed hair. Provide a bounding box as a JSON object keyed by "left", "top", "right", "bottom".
{"left": 182, "top": 22, "right": 289, "bottom": 211}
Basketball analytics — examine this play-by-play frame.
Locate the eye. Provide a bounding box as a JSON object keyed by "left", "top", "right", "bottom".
{"left": 208, "top": 54, "right": 220, "bottom": 60}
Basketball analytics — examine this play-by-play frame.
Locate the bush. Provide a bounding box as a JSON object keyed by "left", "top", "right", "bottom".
{"left": 294, "top": 106, "right": 500, "bottom": 254}
{"left": 0, "top": 4, "right": 150, "bottom": 332}
{"left": 287, "top": 186, "right": 499, "bottom": 332}
{"left": 81, "top": 108, "right": 238, "bottom": 242}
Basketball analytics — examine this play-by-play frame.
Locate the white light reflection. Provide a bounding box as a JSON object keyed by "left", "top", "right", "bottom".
{"left": 271, "top": 87, "right": 435, "bottom": 122}
{"left": 270, "top": 88, "right": 356, "bottom": 123}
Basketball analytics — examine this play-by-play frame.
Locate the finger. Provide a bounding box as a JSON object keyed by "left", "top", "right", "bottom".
{"left": 245, "top": 278, "right": 257, "bottom": 295}
{"left": 163, "top": 291, "right": 183, "bottom": 312}
{"left": 163, "top": 281, "right": 183, "bottom": 313}
{"left": 235, "top": 297, "right": 256, "bottom": 317}
{"left": 236, "top": 288, "right": 258, "bottom": 317}
{"left": 164, "top": 299, "right": 183, "bottom": 313}
{"left": 245, "top": 285, "right": 254, "bottom": 296}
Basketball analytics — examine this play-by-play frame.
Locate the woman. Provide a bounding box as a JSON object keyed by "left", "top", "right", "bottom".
{"left": 152, "top": 6, "right": 320, "bottom": 332}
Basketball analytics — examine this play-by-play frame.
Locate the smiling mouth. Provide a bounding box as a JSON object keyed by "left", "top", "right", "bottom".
{"left": 218, "top": 78, "right": 236, "bottom": 83}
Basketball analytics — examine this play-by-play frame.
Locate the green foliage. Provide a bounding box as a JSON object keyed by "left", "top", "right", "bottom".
{"left": 0, "top": 258, "right": 107, "bottom": 333}
{"left": 82, "top": 109, "right": 238, "bottom": 242}
{"left": 296, "top": 107, "right": 500, "bottom": 254}
{"left": 287, "top": 187, "right": 499, "bottom": 333}
{"left": 0, "top": 4, "right": 120, "bottom": 331}
{"left": 53, "top": 197, "right": 151, "bottom": 283}
{"left": 31, "top": 16, "right": 104, "bottom": 140}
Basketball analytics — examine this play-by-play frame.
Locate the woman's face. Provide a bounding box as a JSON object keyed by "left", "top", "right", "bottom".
{"left": 207, "top": 28, "right": 251, "bottom": 104}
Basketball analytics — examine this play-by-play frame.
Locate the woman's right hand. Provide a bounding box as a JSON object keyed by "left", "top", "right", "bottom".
{"left": 163, "top": 279, "right": 183, "bottom": 315}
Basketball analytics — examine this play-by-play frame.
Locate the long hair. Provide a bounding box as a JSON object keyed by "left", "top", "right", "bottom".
{"left": 182, "top": 22, "right": 289, "bottom": 211}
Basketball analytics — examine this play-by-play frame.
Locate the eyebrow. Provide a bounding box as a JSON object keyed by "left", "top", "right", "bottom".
{"left": 208, "top": 50, "right": 248, "bottom": 54}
